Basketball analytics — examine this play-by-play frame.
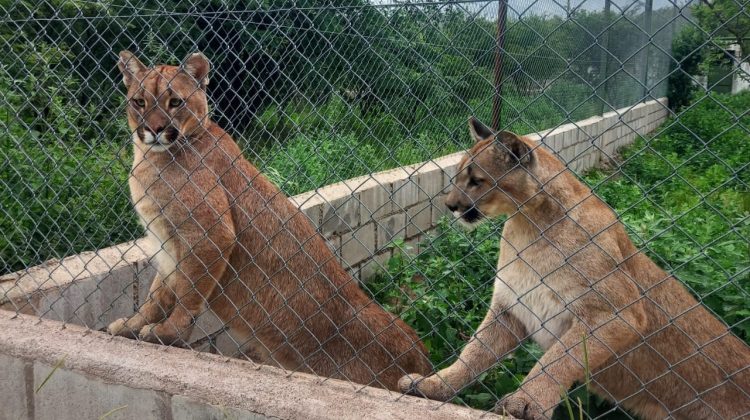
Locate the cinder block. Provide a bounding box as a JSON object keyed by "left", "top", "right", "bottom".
{"left": 33, "top": 363, "right": 169, "bottom": 419}
{"left": 359, "top": 181, "right": 392, "bottom": 225}
{"left": 329, "top": 234, "right": 344, "bottom": 262}
{"left": 541, "top": 133, "right": 561, "bottom": 153}
{"left": 290, "top": 191, "right": 325, "bottom": 229}
{"left": 602, "top": 128, "right": 616, "bottom": 148}
{"left": 187, "top": 310, "right": 228, "bottom": 348}
{"left": 406, "top": 203, "right": 433, "bottom": 238}
{"left": 300, "top": 202, "right": 322, "bottom": 229}
{"left": 574, "top": 139, "right": 589, "bottom": 157}
{"left": 357, "top": 251, "right": 393, "bottom": 283}
{"left": 441, "top": 159, "right": 461, "bottom": 186}
{"left": 431, "top": 195, "right": 450, "bottom": 224}
{"left": 340, "top": 223, "right": 376, "bottom": 267}
{"left": 558, "top": 146, "right": 576, "bottom": 166}
{"left": 37, "top": 266, "right": 136, "bottom": 330}
{"left": 415, "top": 163, "right": 445, "bottom": 202}
{"left": 376, "top": 213, "right": 406, "bottom": 250}
{"left": 564, "top": 127, "right": 579, "bottom": 149}
{"left": 392, "top": 177, "right": 421, "bottom": 211}
{"left": 321, "top": 194, "right": 360, "bottom": 237}
{"left": 589, "top": 152, "right": 601, "bottom": 169}
{"left": 171, "top": 394, "right": 266, "bottom": 420}
{"left": 136, "top": 262, "right": 158, "bottom": 309}
{"left": 0, "top": 354, "right": 28, "bottom": 420}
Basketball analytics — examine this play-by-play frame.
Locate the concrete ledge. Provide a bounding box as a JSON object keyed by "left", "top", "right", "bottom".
{"left": 0, "top": 311, "right": 503, "bottom": 420}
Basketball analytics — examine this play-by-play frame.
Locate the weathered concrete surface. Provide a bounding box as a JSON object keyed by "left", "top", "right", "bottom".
{"left": 0, "top": 353, "right": 30, "bottom": 420}
{"left": 0, "top": 311, "right": 505, "bottom": 420}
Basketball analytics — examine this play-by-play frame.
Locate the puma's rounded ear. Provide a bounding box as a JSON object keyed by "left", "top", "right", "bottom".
{"left": 495, "top": 131, "right": 534, "bottom": 166}
{"left": 182, "top": 52, "right": 210, "bottom": 87}
{"left": 468, "top": 117, "right": 495, "bottom": 143}
{"left": 117, "top": 50, "right": 146, "bottom": 86}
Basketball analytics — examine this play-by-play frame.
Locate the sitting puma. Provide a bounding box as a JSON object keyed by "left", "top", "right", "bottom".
{"left": 106, "top": 50, "right": 431, "bottom": 390}
{"left": 399, "top": 118, "right": 750, "bottom": 419}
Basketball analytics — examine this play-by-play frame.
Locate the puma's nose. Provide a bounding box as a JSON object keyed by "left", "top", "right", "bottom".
{"left": 145, "top": 125, "right": 165, "bottom": 135}
{"left": 446, "top": 202, "right": 458, "bottom": 212}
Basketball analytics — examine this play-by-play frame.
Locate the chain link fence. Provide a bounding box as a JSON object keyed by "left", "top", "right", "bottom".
{"left": 1, "top": 0, "right": 749, "bottom": 418}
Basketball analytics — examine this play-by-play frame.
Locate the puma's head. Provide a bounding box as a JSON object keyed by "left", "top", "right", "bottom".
{"left": 445, "top": 117, "right": 539, "bottom": 226}
{"left": 117, "top": 50, "right": 211, "bottom": 152}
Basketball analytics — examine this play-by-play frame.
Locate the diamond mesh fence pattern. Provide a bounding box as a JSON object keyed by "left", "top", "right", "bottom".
{"left": 1, "top": 0, "right": 749, "bottom": 418}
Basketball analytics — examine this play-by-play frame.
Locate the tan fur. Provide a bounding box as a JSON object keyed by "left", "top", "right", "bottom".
{"left": 399, "top": 118, "right": 750, "bottom": 419}
{"left": 106, "top": 51, "right": 431, "bottom": 391}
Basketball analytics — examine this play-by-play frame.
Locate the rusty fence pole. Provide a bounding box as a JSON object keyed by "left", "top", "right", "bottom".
{"left": 598, "top": 0, "right": 612, "bottom": 114}
{"left": 640, "top": 0, "right": 654, "bottom": 100}
{"left": 491, "top": 0, "right": 509, "bottom": 130}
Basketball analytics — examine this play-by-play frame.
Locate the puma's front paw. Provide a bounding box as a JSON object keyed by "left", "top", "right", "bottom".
{"left": 138, "top": 322, "right": 190, "bottom": 347}
{"left": 107, "top": 316, "right": 142, "bottom": 338}
{"left": 398, "top": 373, "right": 457, "bottom": 401}
{"left": 496, "top": 388, "right": 554, "bottom": 420}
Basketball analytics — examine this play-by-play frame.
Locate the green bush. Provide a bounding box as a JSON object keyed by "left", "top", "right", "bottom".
{"left": 667, "top": 26, "right": 706, "bottom": 111}
{"left": 0, "top": 139, "right": 137, "bottom": 273}
{"left": 0, "top": 49, "right": 134, "bottom": 273}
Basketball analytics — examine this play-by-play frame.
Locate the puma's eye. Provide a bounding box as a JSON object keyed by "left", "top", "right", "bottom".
{"left": 132, "top": 98, "right": 145, "bottom": 107}
{"left": 468, "top": 178, "right": 481, "bottom": 187}
{"left": 168, "top": 98, "right": 184, "bottom": 108}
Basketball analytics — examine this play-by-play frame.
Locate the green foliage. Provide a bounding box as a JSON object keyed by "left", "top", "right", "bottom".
{"left": 668, "top": 26, "right": 707, "bottom": 110}
{"left": 693, "top": 0, "right": 750, "bottom": 57}
{"left": 0, "top": 37, "right": 133, "bottom": 273}
{"left": 0, "top": 139, "right": 137, "bottom": 274}
{"left": 368, "top": 92, "right": 750, "bottom": 414}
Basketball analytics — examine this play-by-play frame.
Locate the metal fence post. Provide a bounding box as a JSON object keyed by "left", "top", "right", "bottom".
{"left": 641, "top": 0, "right": 654, "bottom": 100}
{"left": 598, "top": 0, "right": 612, "bottom": 114}
{"left": 491, "top": 0, "right": 509, "bottom": 130}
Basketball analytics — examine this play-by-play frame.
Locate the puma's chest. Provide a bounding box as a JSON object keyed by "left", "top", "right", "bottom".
{"left": 128, "top": 166, "right": 191, "bottom": 245}
{"left": 494, "top": 238, "right": 574, "bottom": 350}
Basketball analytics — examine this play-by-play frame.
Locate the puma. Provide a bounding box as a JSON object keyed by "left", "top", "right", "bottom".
{"left": 399, "top": 117, "right": 750, "bottom": 419}
{"left": 106, "top": 50, "right": 431, "bottom": 390}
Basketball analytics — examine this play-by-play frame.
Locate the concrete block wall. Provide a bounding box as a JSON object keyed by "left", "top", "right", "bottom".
{"left": 299, "top": 97, "right": 669, "bottom": 281}
{"left": 528, "top": 97, "right": 669, "bottom": 173}
{"left": 288, "top": 152, "right": 464, "bottom": 282}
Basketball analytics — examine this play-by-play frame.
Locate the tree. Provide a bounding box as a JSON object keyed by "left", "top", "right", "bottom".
{"left": 694, "top": 0, "right": 750, "bottom": 60}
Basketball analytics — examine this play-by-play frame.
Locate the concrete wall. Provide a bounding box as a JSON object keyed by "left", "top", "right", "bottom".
{"left": 0, "top": 311, "right": 500, "bottom": 420}
{"left": 732, "top": 61, "right": 750, "bottom": 94}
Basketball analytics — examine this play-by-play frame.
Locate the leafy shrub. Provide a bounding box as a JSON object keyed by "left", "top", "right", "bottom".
{"left": 667, "top": 26, "right": 706, "bottom": 111}
{"left": 0, "top": 47, "right": 134, "bottom": 273}
{"left": 0, "top": 138, "right": 137, "bottom": 273}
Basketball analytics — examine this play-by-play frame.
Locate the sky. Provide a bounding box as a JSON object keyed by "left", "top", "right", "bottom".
{"left": 369, "top": 0, "right": 695, "bottom": 20}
